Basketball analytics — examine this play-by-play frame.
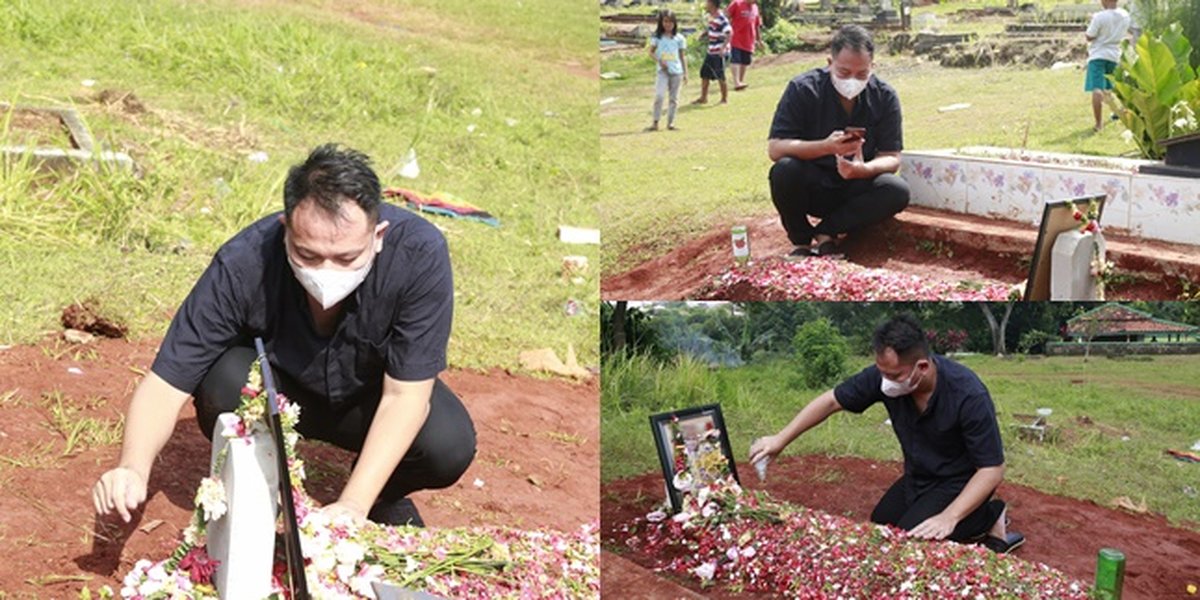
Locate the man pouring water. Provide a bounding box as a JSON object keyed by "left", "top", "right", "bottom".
{"left": 749, "top": 314, "right": 1025, "bottom": 553}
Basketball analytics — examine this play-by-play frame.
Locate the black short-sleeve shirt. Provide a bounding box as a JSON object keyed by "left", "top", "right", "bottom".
{"left": 833, "top": 355, "right": 1004, "bottom": 484}
{"left": 768, "top": 67, "right": 904, "bottom": 173}
{"left": 151, "top": 203, "right": 452, "bottom": 408}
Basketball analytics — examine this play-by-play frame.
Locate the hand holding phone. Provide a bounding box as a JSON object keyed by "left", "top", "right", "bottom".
{"left": 843, "top": 126, "right": 866, "bottom": 141}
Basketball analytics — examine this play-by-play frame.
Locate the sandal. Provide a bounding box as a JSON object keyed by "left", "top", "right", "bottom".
{"left": 811, "top": 240, "right": 843, "bottom": 258}
{"left": 982, "top": 531, "right": 1025, "bottom": 554}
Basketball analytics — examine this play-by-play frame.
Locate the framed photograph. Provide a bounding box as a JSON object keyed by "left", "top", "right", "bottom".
{"left": 649, "top": 404, "right": 740, "bottom": 513}
{"left": 1024, "top": 194, "right": 1106, "bottom": 301}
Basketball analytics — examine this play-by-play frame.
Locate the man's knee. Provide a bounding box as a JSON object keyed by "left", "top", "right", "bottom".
{"left": 193, "top": 346, "right": 256, "bottom": 441}
{"left": 876, "top": 173, "right": 911, "bottom": 215}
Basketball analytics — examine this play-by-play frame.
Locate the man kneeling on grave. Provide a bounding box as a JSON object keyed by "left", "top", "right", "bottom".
{"left": 749, "top": 314, "right": 1025, "bottom": 553}
{"left": 93, "top": 143, "right": 476, "bottom": 528}
{"left": 767, "top": 25, "right": 910, "bottom": 258}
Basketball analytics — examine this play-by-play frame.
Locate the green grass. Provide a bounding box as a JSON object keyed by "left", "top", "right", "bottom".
{"left": 0, "top": 0, "right": 598, "bottom": 370}
{"left": 601, "top": 353, "right": 1200, "bottom": 530}
{"left": 600, "top": 44, "right": 1132, "bottom": 274}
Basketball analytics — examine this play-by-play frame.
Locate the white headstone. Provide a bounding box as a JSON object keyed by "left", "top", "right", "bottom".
{"left": 1050, "top": 229, "right": 1105, "bottom": 300}
{"left": 206, "top": 413, "right": 280, "bottom": 600}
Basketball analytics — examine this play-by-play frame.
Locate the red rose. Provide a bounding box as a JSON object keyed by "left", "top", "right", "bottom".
{"left": 179, "top": 546, "right": 221, "bottom": 584}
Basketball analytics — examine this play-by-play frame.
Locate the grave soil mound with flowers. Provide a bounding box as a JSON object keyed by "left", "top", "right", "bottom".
{"left": 616, "top": 475, "right": 1089, "bottom": 599}
{"left": 697, "top": 257, "right": 1015, "bottom": 302}
{"left": 119, "top": 360, "right": 599, "bottom": 599}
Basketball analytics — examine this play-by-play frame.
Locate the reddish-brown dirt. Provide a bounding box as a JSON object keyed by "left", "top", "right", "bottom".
{"left": 0, "top": 336, "right": 597, "bottom": 597}
{"left": 601, "top": 208, "right": 1194, "bottom": 301}
{"left": 602, "top": 455, "right": 1200, "bottom": 600}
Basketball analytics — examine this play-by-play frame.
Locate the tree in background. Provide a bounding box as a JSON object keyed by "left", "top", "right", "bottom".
{"left": 979, "top": 302, "right": 1015, "bottom": 356}
{"left": 792, "top": 318, "right": 850, "bottom": 389}
{"left": 601, "top": 301, "right": 670, "bottom": 362}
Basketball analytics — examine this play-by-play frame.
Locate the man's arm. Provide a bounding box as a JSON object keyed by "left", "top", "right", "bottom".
{"left": 748, "top": 389, "right": 842, "bottom": 464}
{"left": 909, "top": 464, "right": 1005, "bottom": 539}
{"left": 837, "top": 150, "right": 902, "bottom": 180}
{"left": 329, "top": 376, "right": 434, "bottom": 518}
{"left": 93, "top": 372, "right": 190, "bottom": 522}
{"left": 768, "top": 133, "right": 864, "bottom": 163}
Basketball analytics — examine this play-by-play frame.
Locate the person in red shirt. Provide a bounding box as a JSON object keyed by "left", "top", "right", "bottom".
{"left": 727, "top": 0, "right": 763, "bottom": 90}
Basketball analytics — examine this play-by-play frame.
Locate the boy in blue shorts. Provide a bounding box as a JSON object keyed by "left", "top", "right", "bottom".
{"left": 694, "top": 0, "right": 733, "bottom": 105}
{"left": 1084, "top": 0, "right": 1130, "bottom": 132}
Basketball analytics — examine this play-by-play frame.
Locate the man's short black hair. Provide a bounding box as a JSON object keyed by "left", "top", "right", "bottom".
{"left": 707, "top": 0, "right": 722, "bottom": 7}
{"left": 283, "top": 143, "right": 381, "bottom": 224}
{"left": 831, "top": 24, "right": 874, "bottom": 58}
{"left": 872, "top": 313, "right": 930, "bottom": 362}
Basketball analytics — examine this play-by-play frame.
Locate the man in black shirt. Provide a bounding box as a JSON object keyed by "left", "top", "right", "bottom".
{"left": 93, "top": 144, "right": 475, "bottom": 527}
{"left": 767, "top": 25, "right": 910, "bottom": 257}
{"left": 749, "top": 314, "right": 1025, "bottom": 553}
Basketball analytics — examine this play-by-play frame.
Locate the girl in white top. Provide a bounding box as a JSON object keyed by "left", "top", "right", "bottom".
{"left": 647, "top": 10, "right": 688, "bottom": 131}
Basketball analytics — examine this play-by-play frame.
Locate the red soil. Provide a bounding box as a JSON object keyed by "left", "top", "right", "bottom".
{"left": 0, "top": 336, "right": 597, "bottom": 596}
{"left": 601, "top": 454, "right": 1200, "bottom": 600}
{"left": 602, "top": 208, "right": 1193, "bottom": 301}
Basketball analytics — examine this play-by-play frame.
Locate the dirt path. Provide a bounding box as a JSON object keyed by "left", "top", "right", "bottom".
{"left": 602, "top": 454, "right": 1200, "bottom": 600}
{"left": 0, "top": 337, "right": 597, "bottom": 597}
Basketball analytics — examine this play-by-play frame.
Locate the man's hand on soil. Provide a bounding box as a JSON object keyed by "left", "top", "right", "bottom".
{"left": 909, "top": 512, "right": 958, "bottom": 540}
{"left": 93, "top": 466, "right": 147, "bottom": 523}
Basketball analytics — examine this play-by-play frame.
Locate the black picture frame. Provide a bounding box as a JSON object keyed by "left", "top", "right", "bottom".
{"left": 649, "top": 404, "right": 740, "bottom": 513}
{"left": 1024, "top": 194, "right": 1107, "bottom": 301}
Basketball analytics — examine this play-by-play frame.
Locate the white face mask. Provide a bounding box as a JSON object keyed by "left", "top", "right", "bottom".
{"left": 832, "top": 74, "right": 869, "bottom": 100}
{"left": 880, "top": 362, "right": 925, "bottom": 398}
{"left": 286, "top": 237, "right": 377, "bottom": 310}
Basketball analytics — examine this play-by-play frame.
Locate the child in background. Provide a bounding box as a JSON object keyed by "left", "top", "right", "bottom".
{"left": 694, "top": 0, "right": 732, "bottom": 105}
{"left": 647, "top": 10, "right": 688, "bottom": 131}
{"left": 1084, "top": 0, "right": 1130, "bottom": 132}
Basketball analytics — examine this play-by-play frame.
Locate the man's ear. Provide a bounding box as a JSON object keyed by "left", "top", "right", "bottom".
{"left": 827, "top": 56, "right": 833, "bottom": 68}
{"left": 374, "top": 220, "right": 391, "bottom": 252}
{"left": 277, "top": 214, "right": 287, "bottom": 227}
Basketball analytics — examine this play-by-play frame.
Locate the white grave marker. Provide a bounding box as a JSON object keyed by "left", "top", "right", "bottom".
{"left": 1050, "top": 229, "right": 1105, "bottom": 300}
{"left": 206, "top": 413, "right": 281, "bottom": 599}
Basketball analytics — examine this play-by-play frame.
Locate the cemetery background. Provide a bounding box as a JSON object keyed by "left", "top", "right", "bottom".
{"left": 599, "top": 0, "right": 1200, "bottom": 301}
{"left": 0, "top": 0, "right": 600, "bottom": 596}
{"left": 599, "top": 301, "right": 1200, "bottom": 598}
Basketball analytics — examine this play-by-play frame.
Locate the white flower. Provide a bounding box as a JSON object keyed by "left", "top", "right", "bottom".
{"left": 196, "top": 477, "right": 227, "bottom": 522}
{"left": 692, "top": 561, "right": 717, "bottom": 581}
{"left": 1120, "top": 129, "right": 1134, "bottom": 144}
{"left": 726, "top": 547, "right": 739, "bottom": 562}
{"left": 672, "top": 471, "right": 694, "bottom": 491}
{"left": 741, "top": 545, "right": 756, "bottom": 558}
{"left": 333, "top": 538, "right": 366, "bottom": 566}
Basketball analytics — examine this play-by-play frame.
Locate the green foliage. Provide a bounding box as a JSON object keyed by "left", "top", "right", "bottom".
{"left": 1018, "top": 329, "right": 1059, "bottom": 355}
{"left": 1128, "top": 0, "right": 1200, "bottom": 69}
{"left": 1111, "top": 24, "right": 1200, "bottom": 159}
{"left": 761, "top": 18, "right": 803, "bottom": 55}
{"left": 792, "top": 318, "right": 849, "bottom": 389}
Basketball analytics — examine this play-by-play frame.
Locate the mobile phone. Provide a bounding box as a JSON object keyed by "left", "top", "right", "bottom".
{"left": 844, "top": 127, "right": 866, "bottom": 140}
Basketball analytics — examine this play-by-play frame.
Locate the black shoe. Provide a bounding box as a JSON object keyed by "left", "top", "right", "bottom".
{"left": 811, "top": 240, "right": 843, "bottom": 258}
{"left": 368, "top": 497, "right": 425, "bottom": 527}
{"left": 982, "top": 531, "right": 1025, "bottom": 554}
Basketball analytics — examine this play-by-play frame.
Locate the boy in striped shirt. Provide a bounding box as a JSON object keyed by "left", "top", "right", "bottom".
{"left": 694, "top": 0, "right": 733, "bottom": 105}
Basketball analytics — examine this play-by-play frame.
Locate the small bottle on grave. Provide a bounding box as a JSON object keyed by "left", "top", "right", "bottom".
{"left": 1093, "top": 547, "right": 1126, "bottom": 600}
{"left": 731, "top": 225, "right": 750, "bottom": 265}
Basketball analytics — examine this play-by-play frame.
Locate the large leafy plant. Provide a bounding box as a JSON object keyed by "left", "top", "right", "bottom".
{"left": 1112, "top": 24, "right": 1200, "bottom": 159}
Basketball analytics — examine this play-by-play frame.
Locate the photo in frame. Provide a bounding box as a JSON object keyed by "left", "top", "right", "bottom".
{"left": 649, "top": 404, "right": 740, "bottom": 513}
{"left": 1023, "top": 194, "right": 1106, "bottom": 301}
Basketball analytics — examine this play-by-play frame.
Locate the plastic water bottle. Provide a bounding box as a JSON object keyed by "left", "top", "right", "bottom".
{"left": 754, "top": 456, "right": 769, "bottom": 482}
{"left": 1094, "top": 548, "right": 1126, "bottom": 600}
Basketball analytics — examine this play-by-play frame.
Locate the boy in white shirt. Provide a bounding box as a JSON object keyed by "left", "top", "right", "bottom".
{"left": 1085, "top": 0, "right": 1131, "bottom": 132}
